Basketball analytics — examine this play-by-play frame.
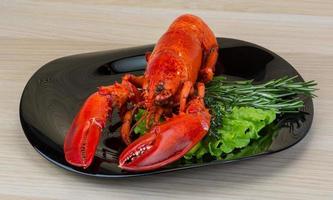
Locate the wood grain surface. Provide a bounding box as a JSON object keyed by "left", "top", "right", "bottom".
{"left": 1, "top": 0, "right": 333, "bottom": 199}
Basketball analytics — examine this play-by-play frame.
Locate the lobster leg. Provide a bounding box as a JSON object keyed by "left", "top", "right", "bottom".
{"left": 145, "top": 51, "right": 152, "bottom": 62}
{"left": 200, "top": 47, "right": 218, "bottom": 83}
{"left": 118, "top": 74, "right": 146, "bottom": 145}
{"left": 122, "top": 74, "right": 145, "bottom": 88}
{"left": 154, "top": 107, "right": 164, "bottom": 123}
{"left": 120, "top": 109, "right": 134, "bottom": 145}
{"left": 199, "top": 23, "right": 218, "bottom": 83}
{"left": 179, "top": 81, "right": 193, "bottom": 113}
{"left": 197, "top": 82, "right": 205, "bottom": 101}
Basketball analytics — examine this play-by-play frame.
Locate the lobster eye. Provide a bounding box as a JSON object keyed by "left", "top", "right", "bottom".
{"left": 155, "top": 82, "right": 164, "bottom": 93}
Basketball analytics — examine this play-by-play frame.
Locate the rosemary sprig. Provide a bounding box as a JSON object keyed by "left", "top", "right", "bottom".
{"left": 205, "top": 75, "right": 317, "bottom": 114}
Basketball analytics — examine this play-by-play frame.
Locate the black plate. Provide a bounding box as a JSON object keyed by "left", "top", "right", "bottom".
{"left": 20, "top": 38, "right": 314, "bottom": 177}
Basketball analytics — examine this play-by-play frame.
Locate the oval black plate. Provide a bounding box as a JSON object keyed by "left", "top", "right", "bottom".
{"left": 20, "top": 38, "right": 313, "bottom": 177}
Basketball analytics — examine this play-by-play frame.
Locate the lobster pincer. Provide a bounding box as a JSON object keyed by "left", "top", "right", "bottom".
{"left": 119, "top": 83, "right": 211, "bottom": 172}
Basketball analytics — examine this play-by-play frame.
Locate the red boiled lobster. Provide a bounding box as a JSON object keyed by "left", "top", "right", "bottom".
{"left": 63, "top": 14, "right": 218, "bottom": 171}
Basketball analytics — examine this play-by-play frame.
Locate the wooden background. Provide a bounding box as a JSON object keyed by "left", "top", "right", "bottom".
{"left": 1, "top": 0, "right": 333, "bottom": 199}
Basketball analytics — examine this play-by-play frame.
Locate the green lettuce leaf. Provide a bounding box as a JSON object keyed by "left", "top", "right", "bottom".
{"left": 185, "top": 106, "right": 276, "bottom": 160}
{"left": 225, "top": 123, "right": 278, "bottom": 160}
{"left": 209, "top": 107, "right": 276, "bottom": 156}
{"left": 133, "top": 109, "right": 149, "bottom": 135}
{"left": 133, "top": 109, "right": 163, "bottom": 135}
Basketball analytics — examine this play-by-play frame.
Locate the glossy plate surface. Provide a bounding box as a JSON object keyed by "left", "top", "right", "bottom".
{"left": 20, "top": 38, "right": 313, "bottom": 177}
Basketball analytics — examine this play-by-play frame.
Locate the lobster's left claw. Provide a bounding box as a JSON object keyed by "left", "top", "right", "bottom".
{"left": 64, "top": 92, "right": 109, "bottom": 168}
{"left": 119, "top": 99, "right": 210, "bottom": 172}
{"left": 64, "top": 80, "right": 142, "bottom": 169}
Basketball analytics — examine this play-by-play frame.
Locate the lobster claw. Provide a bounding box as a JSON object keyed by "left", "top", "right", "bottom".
{"left": 64, "top": 80, "right": 141, "bottom": 168}
{"left": 64, "top": 92, "right": 109, "bottom": 168}
{"left": 119, "top": 98, "right": 211, "bottom": 172}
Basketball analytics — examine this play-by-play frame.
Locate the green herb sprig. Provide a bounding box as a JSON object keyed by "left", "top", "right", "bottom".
{"left": 205, "top": 76, "right": 317, "bottom": 114}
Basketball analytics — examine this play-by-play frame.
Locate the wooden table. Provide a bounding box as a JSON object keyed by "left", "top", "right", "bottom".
{"left": 1, "top": 1, "right": 332, "bottom": 199}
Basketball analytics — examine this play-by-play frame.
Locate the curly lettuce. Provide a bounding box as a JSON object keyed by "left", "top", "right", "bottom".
{"left": 185, "top": 106, "right": 276, "bottom": 160}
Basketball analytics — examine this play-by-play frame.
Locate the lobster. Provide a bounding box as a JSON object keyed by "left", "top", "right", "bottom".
{"left": 63, "top": 14, "right": 218, "bottom": 170}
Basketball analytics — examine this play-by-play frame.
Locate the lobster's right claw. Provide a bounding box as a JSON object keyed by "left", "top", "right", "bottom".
{"left": 64, "top": 92, "right": 109, "bottom": 168}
